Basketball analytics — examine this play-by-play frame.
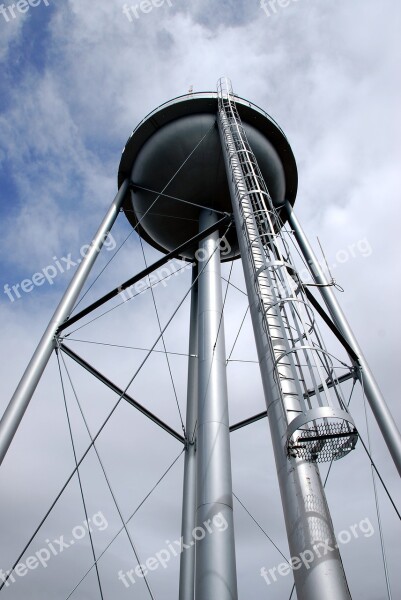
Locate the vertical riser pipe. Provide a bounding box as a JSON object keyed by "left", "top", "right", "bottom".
{"left": 195, "top": 210, "right": 238, "bottom": 600}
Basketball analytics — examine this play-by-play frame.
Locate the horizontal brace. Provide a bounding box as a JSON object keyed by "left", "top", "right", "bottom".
{"left": 230, "top": 411, "right": 267, "bottom": 433}
{"left": 59, "top": 343, "right": 185, "bottom": 444}
{"left": 57, "top": 214, "right": 231, "bottom": 333}
{"left": 230, "top": 370, "right": 356, "bottom": 433}
{"left": 306, "top": 369, "right": 356, "bottom": 400}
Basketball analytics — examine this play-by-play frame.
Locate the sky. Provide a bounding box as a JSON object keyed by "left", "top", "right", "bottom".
{"left": 0, "top": 0, "right": 400, "bottom": 598}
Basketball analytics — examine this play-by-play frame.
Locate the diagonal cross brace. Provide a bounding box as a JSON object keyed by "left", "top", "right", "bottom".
{"left": 59, "top": 343, "right": 185, "bottom": 444}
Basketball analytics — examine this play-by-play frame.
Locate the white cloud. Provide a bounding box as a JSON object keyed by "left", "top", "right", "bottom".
{"left": 0, "top": 0, "right": 400, "bottom": 598}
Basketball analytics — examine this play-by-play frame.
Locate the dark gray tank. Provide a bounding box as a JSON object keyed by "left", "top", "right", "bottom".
{"left": 118, "top": 92, "right": 298, "bottom": 260}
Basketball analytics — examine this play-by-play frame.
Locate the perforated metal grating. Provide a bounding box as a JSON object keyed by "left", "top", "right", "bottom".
{"left": 287, "top": 421, "right": 358, "bottom": 463}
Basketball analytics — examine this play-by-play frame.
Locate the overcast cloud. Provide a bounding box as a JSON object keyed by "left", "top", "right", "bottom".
{"left": 0, "top": 0, "right": 400, "bottom": 598}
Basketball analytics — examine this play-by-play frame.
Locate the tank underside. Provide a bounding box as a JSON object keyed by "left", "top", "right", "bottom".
{"left": 118, "top": 93, "right": 298, "bottom": 261}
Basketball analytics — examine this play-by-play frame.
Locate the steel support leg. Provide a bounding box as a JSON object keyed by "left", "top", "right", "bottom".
{"left": 179, "top": 266, "right": 198, "bottom": 600}
{"left": 195, "top": 210, "right": 238, "bottom": 600}
{"left": 0, "top": 180, "right": 130, "bottom": 465}
{"left": 286, "top": 202, "right": 401, "bottom": 477}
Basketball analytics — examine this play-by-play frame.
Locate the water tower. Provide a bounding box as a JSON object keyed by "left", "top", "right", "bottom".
{"left": 1, "top": 77, "right": 400, "bottom": 600}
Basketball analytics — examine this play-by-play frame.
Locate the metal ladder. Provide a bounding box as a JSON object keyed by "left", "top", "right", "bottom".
{"left": 217, "top": 77, "right": 357, "bottom": 462}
